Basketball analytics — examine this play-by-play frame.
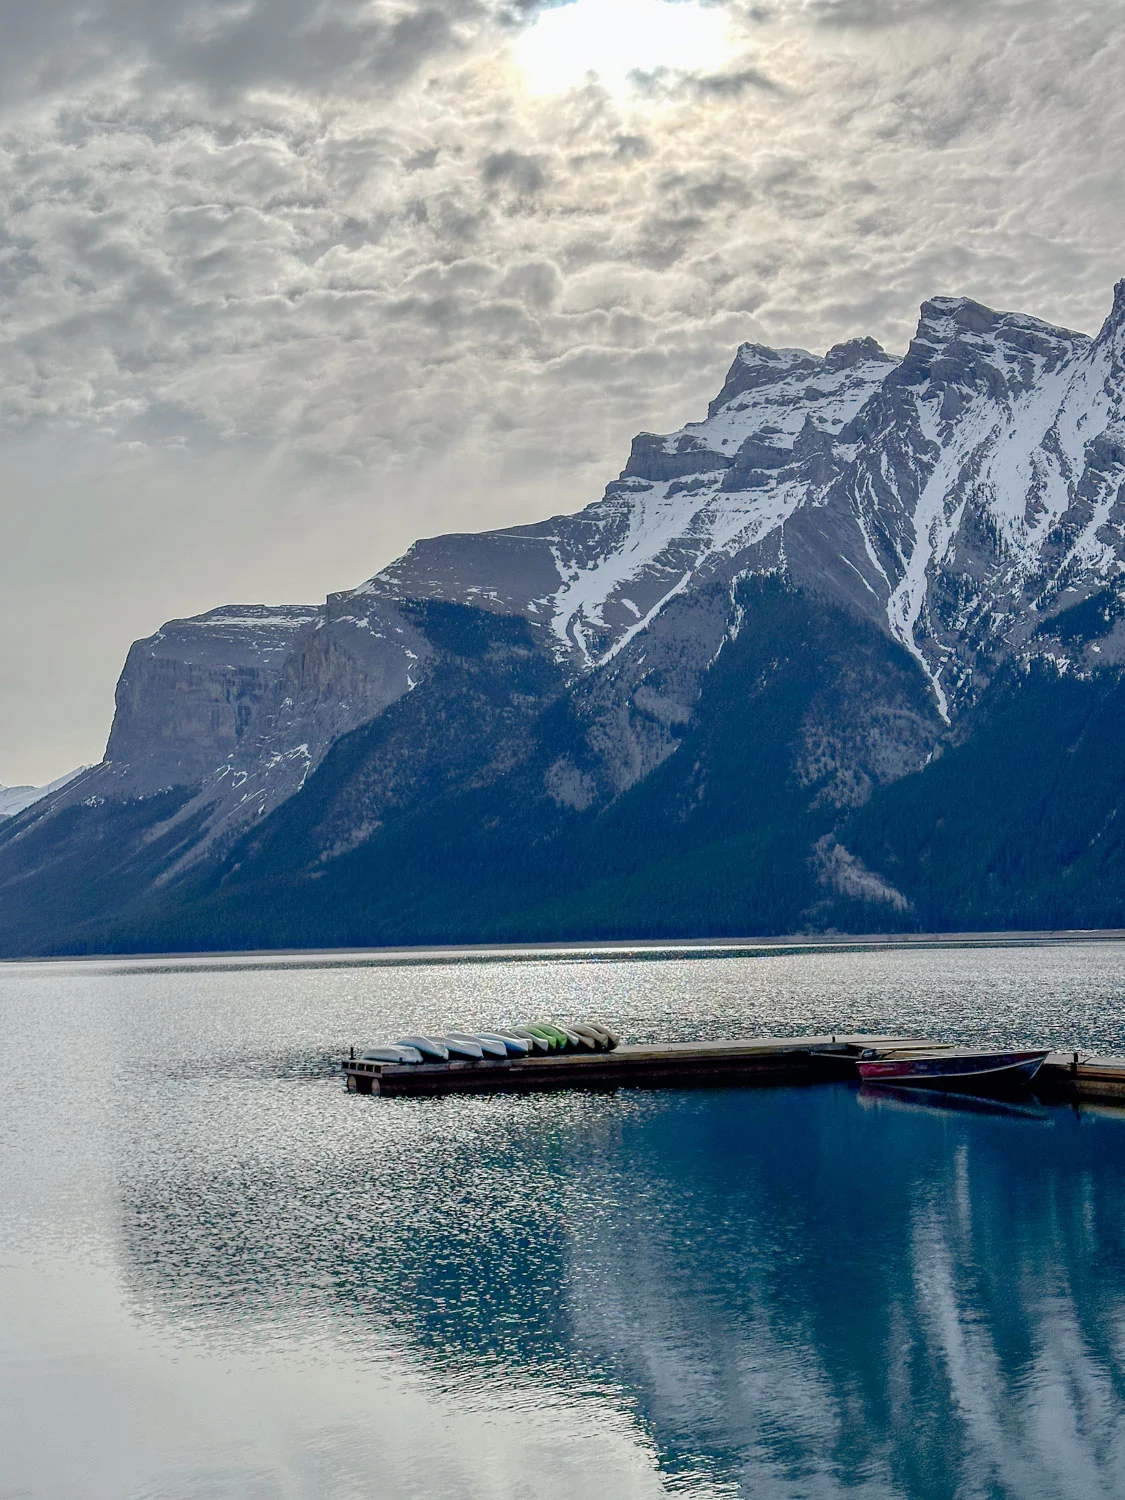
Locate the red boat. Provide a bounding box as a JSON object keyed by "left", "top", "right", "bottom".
{"left": 856, "top": 1048, "right": 1049, "bottom": 1095}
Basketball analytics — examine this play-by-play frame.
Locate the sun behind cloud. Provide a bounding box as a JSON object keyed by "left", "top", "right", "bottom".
{"left": 513, "top": 0, "right": 733, "bottom": 96}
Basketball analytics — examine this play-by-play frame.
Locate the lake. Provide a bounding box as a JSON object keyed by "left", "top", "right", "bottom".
{"left": 2, "top": 941, "right": 1125, "bottom": 1499}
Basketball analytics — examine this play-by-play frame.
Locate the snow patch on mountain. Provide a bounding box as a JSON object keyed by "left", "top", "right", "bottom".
{"left": 342, "top": 285, "right": 1125, "bottom": 725}
{"left": 31, "top": 278, "right": 1125, "bottom": 874}
{"left": 538, "top": 343, "right": 897, "bottom": 667}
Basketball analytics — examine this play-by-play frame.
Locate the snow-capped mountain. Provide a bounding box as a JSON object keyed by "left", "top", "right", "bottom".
{"left": 366, "top": 288, "right": 1125, "bottom": 717}
{"left": 362, "top": 334, "right": 896, "bottom": 669}
{"left": 0, "top": 767, "right": 89, "bottom": 820}
{"left": 4, "top": 283, "right": 1125, "bottom": 954}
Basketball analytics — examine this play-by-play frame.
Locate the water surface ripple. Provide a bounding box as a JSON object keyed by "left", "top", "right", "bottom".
{"left": 2, "top": 943, "right": 1125, "bottom": 1498}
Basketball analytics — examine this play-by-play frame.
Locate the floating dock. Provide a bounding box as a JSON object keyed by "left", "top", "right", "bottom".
{"left": 345, "top": 1035, "right": 928, "bottom": 1096}
{"left": 1036, "top": 1052, "right": 1125, "bottom": 1103}
{"left": 343, "top": 1035, "right": 1125, "bottom": 1104}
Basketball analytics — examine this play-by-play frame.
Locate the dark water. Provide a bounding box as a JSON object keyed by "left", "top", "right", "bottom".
{"left": 3, "top": 943, "right": 1125, "bottom": 1498}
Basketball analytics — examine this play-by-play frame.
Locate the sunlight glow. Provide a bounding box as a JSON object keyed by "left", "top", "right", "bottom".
{"left": 513, "top": 0, "right": 733, "bottom": 97}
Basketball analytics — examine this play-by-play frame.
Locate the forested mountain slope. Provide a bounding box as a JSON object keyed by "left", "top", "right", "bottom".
{"left": 4, "top": 284, "right": 1125, "bottom": 954}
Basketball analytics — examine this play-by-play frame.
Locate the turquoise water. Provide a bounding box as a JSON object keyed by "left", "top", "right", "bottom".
{"left": 2, "top": 943, "right": 1125, "bottom": 1498}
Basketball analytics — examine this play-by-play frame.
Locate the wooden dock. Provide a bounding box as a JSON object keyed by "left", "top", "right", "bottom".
{"left": 1035, "top": 1053, "right": 1125, "bottom": 1103}
{"left": 343, "top": 1036, "right": 1125, "bottom": 1105}
{"left": 344, "top": 1035, "right": 930, "bottom": 1097}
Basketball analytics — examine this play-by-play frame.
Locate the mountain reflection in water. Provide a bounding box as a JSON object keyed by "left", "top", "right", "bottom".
{"left": 120, "top": 1082, "right": 1125, "bottom": 1498}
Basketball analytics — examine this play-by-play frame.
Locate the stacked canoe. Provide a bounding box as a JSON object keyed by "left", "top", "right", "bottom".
{"left": 359, "top": 1020, "right": 619, "bottom": 1067}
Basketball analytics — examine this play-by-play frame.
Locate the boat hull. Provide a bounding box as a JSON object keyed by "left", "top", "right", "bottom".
{"left": 857, "top": 1050, "right": 1049, "bottom": 1095}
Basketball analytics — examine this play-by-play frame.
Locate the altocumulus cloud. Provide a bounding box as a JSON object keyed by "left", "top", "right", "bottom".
{"left": 0, "top": 0, "right": 1123, "bottom": 780}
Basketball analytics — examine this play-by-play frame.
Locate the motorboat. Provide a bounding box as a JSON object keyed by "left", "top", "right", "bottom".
{"left": 856, "top": 1048, "right": 1049, "bottom": 1094}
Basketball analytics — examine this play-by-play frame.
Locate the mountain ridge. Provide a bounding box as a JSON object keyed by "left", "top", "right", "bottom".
{"left": 4, "top": 282, "right": 1125, "bottom": 954}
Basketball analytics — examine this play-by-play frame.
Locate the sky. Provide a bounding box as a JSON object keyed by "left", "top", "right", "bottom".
{"left": 2, "top": 0, "right": 1123, "bottom": 785}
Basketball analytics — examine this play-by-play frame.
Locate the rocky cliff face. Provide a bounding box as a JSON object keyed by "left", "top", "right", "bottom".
{"left": 4, "top": 282, "right": 1125, "bottom": 952}
{"left": 106, "top": 605, "right": 322, "bottom": 793}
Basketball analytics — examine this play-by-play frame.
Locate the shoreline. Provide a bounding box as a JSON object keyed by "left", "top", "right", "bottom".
{"left": 4, "top": 927, "right": 1125, "bottom": 970}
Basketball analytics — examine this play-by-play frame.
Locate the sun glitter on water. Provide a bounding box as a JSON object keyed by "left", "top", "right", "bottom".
{"left": 513, "top": 0, "right": 732, "bottom": 96}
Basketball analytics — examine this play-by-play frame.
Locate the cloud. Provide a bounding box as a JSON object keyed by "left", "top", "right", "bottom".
{"left": 760, "top": 0, "right": 1044, "bottom": 20}
{"left": 480, "top": 148, "right": 549, "bottom": 193}
{"left": 1, "top": 0, "right": 1124, "bottom": 779}
{"left": 0, "top": 0, "right": 482, "bottom": 108}
{"left": 691, "top": 66, "right": 781, "bottom": 97}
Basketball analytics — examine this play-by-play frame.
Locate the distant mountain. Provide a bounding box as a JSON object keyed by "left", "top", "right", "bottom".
{"left": 4, "top": 284, "right": 1125, "bottom": 954}
{"left": 0, "top": 767, "right": 89, "bottom": 821}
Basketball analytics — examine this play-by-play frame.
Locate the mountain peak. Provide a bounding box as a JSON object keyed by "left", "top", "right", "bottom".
{"left": 1094, "top": 277, "right": 1125, "bottom": 352}
{"left": 735, "top": 341, "right": 817, "bottom": 368}
{"left": 914, "top": 295, "right": 1001, "bottom": 343}
{"left": 893, "top": 294, "right": 1089, "bottom": 394}
{"left": 708, "top": 342, "right": 820, "bottom": 415}
{"left": 10, "top": 280, "right": 1125, "bottom": 954}
{"left": 823, "top": 336, "right": 892, "bottom": 370}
